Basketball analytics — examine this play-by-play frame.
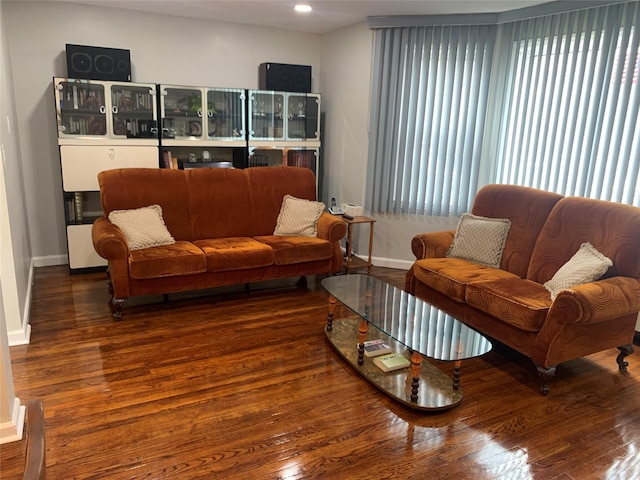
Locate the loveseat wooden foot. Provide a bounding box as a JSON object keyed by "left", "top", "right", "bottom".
{"left": 616, "top": 344, "right": 633, "bottom": 371}
{"left": 109, "top": 297, "right": 124, "bottom": 321}
{"left": 296, "top": 276, "right": 308, "bottom": 287}
{"left": 536, "top": 365, "right": 556, "bottom": 396}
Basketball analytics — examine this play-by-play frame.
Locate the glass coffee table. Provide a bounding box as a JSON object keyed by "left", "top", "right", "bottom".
{"left": 321, "top": 274, "right": 492, "bottom": 411}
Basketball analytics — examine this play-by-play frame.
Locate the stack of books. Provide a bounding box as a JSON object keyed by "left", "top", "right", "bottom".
{"left": 360, "top": 340, "right": 411, "bottom": 372}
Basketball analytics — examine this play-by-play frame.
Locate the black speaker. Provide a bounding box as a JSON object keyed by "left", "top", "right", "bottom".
{"left": 259, "top": 63, "right": 312, "bottom": 93}
{"left": 65, "top": 44, "right": 131, "bottom": 82}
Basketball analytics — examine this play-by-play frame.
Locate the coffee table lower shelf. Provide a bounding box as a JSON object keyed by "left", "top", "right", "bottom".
{"left": 326, "top": 317, "right": 463, "bottom": 411}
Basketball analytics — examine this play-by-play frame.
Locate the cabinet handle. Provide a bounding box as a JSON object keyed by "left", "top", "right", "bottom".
{"left": 208, "top": 110, "right": 214, "bottom": 118}
{"left": 99, "top": 106, "right": 106, "bottom": 114}
{"left": 197, "top": 110, "right": 202, "bottom": 118}
{"left": 112, "top": 106, "right": 119, "bottom": 114}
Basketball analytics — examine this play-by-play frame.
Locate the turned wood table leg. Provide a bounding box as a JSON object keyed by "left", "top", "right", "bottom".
{"left": 326, "top": 295, "right": 337, "bottom": 332}
{"left": 410, "top": 351, "right": 422, "bottom": 402}
{"left": 357, "top": 319, "right": 368, "bottom": 365}
{"left": 453, "top": 360, "right": 462, "bottom": 390}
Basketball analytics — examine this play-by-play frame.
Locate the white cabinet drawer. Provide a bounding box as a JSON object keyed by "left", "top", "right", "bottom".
{"left": 60, "top": 145, "right": 158, "bottom": 191}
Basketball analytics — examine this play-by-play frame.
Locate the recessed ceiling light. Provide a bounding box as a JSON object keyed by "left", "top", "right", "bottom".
{"left": 295, "top": 4, "right": 312, "bottom": 13}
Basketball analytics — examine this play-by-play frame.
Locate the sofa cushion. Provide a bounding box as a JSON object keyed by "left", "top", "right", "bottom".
{"left": 465, "top": 278, "right": 552, "bottom": 332}
{"left": 128, "top": 241, "right": 207, "bottom": 280}
{"left": 255, "top": 236, "right": 333, "bottom": 266}
{"left": 543, "top": 242, "right": 613, "bottom": 300}
{"left": 193, "top": 237, "right": 275, "bottom": 272}
{"left": 412, "top": 257, "right": 521, "bottom": 302}
{"left": 108, "top": 205, "right": 175, "bottom": 251}
{"left": 446, "top": 213, "right": 511, "bottom": 268}
{"left": 274, "top": 195, "right": 325, "bottom": 237}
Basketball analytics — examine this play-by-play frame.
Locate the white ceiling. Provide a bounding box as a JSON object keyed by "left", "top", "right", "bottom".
{"left": 60, "top": 0, "right": 556, "bottom": 34}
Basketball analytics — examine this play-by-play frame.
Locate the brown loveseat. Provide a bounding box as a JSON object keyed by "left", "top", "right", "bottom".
{"left": 405, "top": 184, "right": 640, "bottom": 394}
{"left": 92, "top": 166, "right": 346, "bottom": 319}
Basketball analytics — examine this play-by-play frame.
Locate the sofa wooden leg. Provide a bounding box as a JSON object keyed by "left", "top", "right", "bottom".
{"left": 536, "top": 364, "right": 556, "bottom": 396}
{"left": 296, "top": 276, "right": 308, "bottom": 287}
{"left": 616, "top": 344, "right": 633, "bottom": 371}
{"left": 109, "top": 297, "right": 124, "bottom": 321}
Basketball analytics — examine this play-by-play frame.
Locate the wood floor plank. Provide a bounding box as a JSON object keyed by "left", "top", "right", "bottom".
{"left": 1, "top": 265, "right": 639, "bottom": 479}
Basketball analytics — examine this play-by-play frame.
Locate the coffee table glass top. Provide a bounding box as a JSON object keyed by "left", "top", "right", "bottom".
{"left": 321, "top": 274, "right": 491, "bottom": 362}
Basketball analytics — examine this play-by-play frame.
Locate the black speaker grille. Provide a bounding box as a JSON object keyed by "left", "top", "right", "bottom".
{"left": 65, "top": 44, "right": 131, "bottom": 82}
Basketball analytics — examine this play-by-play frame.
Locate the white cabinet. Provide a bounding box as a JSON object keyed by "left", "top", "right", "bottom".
{"left": 53, "top": 77, "right": 160, "bottom": 271}
{"left": 54, "top": 78, "right": 158, "bottom": 145}
{"left": 248, "top": 90, "right": 320, "bottom": 145}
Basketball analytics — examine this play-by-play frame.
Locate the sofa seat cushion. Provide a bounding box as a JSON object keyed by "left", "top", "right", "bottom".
{"left": 413, "top": 257, "right": 520, "bottom": 302}
{"left": 129, "top": 241, "right": 207, "bottom": 280}
{"left": 254, "top": 236, "right": 333, "bottom": 265}
{"left": 465, "top": 279, "right": 552, "bottom": 332}
{"left": 193, "top": 237, "right": 275, "bottom": 272}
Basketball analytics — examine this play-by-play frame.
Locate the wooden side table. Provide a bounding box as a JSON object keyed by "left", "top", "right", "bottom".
{"left": 342, "top": 215, "right": 376, "bottom": 274}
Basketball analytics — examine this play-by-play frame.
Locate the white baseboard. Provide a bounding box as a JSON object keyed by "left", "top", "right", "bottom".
{"left": 370, "top": 256, "right": 413, "bottom": 270}
{"left": 7, "top": 259, "right": 36, "bottom": 346}
{"left": 33, "top": 254, "right": 68, "bottom": 268}
{"left": 0, "top": 398, "right": 25, "bottom": 444}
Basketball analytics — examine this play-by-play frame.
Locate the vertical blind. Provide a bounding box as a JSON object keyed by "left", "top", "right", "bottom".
{"left": 366, "top": 24, "right": 497, "bottom": 216}
{"left": 367, "top": 1, "right": 640, "bottom": 215}
{"left": 492, "top": 1, "right": 640, "bottom": 205}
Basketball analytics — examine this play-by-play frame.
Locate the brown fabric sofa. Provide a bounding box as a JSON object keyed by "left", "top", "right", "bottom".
{"left": 405, "top": 184, "right": 640, "bottom": 394}
{"left": 92, "top": 167, "right": 346, "bottom": 319}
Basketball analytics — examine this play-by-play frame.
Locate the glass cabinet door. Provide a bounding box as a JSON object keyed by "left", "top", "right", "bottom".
{"left": 55, "top": 80, "right": 107, "bottom": 138}
{"left": 286, "top": 93, "right": 320, "bottom": 141}
{"left": 111, "top": 83, "right": 157, "bottom": 139}
{"left": 206, "top": 88, "right": 246, "bottom": 140}
{"left": 249, "top": 91, "right": 285, "bottom": 141}
{"left": 286, "top": 148, "right": 318, "bottom": 176}
{"left": 160, "top": 86, "right": 203, "bottom": 139}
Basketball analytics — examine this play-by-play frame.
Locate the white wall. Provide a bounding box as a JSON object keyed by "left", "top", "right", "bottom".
{"left": 0, "top": 0, "right": 29, "bottom": 443}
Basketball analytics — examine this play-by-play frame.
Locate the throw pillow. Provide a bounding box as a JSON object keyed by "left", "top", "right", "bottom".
{"left": 108, "top": 204, "right": 175, "bottom": 251}
{"left": 273, "top": 194, "right": 325, "bottom": 238}
{"left": 544, "top": 242, "right": 613, "bottom": 300}
{"left": 446, "top": 213, "right": 511, "bottom": 268}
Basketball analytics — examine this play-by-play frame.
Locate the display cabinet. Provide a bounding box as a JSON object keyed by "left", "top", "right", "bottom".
{"left": 54, "top": 77, "right": 158, "bottom": 144}
{"left": 159, "top": 85, "right": 246, "bottom": 146}
{"left": 248, "top": 146, "right": 319, "bottom": 189}
{"left": 248, "top": 90, "right": 320, "bottom": 145}
{"left": 53, "top": 77, "right": 160, "bottom": 271}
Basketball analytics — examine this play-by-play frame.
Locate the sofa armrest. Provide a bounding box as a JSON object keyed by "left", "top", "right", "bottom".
{"left": 92, "top": 217, "right": 130, "bottom": 260}
{"left": 317, "top": 213, "right": 347, "bottom": 242}
{"left": 548, "top": 276, "right": 640, "bottom": 325}
{"left": 411, "top": 231, "right": 455, "bottom": 259}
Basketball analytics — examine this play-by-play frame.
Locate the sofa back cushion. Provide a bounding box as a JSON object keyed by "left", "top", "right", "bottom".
{"left": 527, "top": 197, "right": 640, "bottom": 284}
{"left": 246, "top": 167, "right": 318, "bottom": 236}
{"left": 186, "top": 168, "right": 256, "bottom": 239}
{"left": 471, "top": 184, "right": 564, "bottom": 278}
{"left": 99, "top": 168, "right": 194, "bottom": 241}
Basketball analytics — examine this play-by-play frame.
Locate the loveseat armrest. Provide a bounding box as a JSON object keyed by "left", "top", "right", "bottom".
{"left": 411, "top": 231, "right": 455, "bottom": 259}
{"left": 548, "top": 276, "right": 640, "bottom": 325}
{"left": 92, "top": 217, "right": 130, "bottom": 260}
{"left": 317, "top": 213, "right": 347, "bottom": 242}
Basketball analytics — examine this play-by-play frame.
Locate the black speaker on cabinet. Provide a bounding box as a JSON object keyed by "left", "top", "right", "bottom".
{"left": 259, "top": 63, "right": 311, "bottom": 93}
{"left": 65, "top": 44, "right": 131, "bottom": 82}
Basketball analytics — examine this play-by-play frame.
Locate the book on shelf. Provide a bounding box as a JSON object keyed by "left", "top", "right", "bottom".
{"left": 373, "top": 353, "right": 411, "bottom": 372}
{"left": 360, "top": 339, "right": 392, "bottom": 357}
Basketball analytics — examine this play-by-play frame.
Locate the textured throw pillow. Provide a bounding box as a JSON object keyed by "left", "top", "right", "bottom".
{"left": 544, "top": 242, "right": 613, "bottom": 300}
{"left": 108, "top": 204, "right": 175, "bottom": 251}
{"left": 446, "top": 213, "right": 511, "bottom": 268}
{"left": 274, "top": 195, "right": 325, "bottom": 237}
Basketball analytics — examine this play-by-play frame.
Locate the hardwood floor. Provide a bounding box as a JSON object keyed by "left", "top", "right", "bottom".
{"left": 1, "top": 265, "right": 639, "bottom": 479}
